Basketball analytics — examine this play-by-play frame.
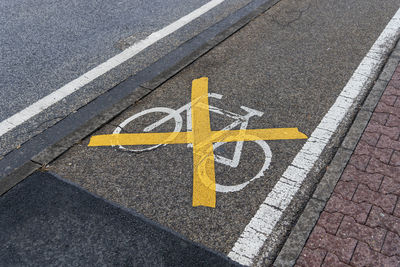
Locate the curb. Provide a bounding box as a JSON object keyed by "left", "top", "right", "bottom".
{"left": 0, "top": 0, "right": 280, "bottom": 196}
{"left": 273, "top": 39, "right": 400, "bottom": 267}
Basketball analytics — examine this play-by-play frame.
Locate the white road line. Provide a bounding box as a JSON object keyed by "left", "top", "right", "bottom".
{"left": 0, "top": 0, "right": 225, "bottom": 137}
{"left": 228, "top": 8, "right": 400, "bottom": 266}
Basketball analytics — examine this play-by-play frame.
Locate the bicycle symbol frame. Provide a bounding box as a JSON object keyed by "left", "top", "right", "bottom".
{"left": 112, "top": 93, "right": 272, "bottom": 193}
{"left": 89, "top": 77, "right": 307, "bottom": 207}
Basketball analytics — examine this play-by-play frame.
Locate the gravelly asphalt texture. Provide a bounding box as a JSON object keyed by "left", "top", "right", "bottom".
{"left": 0, "top": 171, "right": 239, "bottom": 266}
{"left": 49, "top": 0, "right": 400, "bottom": 260}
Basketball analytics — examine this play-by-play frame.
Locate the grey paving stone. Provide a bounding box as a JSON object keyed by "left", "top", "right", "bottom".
{"left": 361, "top": 80, "right": 388, "bottom": 112}
{"left": 342, "top": 110, "right": 373, "bottom": 151}
{"left": 312, "top": 147, "right": 353, "bottom": 202}
{"left": 273, "top": 198, "right": 325, "bottom": 267}
{"left": 378, "top": 57, "right": 400, "bottom": 82}
{"left": 391, "top": 49, "right": 400, "bottom": 58}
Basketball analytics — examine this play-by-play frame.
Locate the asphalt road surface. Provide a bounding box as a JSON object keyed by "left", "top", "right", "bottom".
{"left": 2, "top": 0, "right": 400, "bottom": 265}
{"left": 0, "top": 172, "right": 239, "bottom": 266}
{"left": 0, "top": 0, "right": 253, "bottom": 157}
{"left": 46, "top": 0, "right": 400, "bottom": 265}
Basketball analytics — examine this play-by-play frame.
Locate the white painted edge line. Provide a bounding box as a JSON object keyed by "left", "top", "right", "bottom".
{"left": 228, "top": 8, "right": 400, "bottom": 266}
{"left": 0, "top": 0, "right": 225, "bottom": 138}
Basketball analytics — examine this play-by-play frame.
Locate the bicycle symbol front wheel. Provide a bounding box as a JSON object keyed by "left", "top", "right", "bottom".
{"left": 113, "top": 107, "right": 183, "bottom": 152}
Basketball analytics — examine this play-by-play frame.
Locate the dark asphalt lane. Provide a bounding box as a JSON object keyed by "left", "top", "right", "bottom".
{"left": 0, "top": 0, "right": 253, "bottom": 157}
{"left": 0, "top": 171, "right": 239, "bottom": 266}
{"left": 45, "top": 0, "right": 400, "bottom": 263}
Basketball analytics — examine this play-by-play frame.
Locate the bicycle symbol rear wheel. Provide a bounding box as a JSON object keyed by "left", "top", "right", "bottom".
{"left": 113, "top": 107, "right": 183, "bottom": 152}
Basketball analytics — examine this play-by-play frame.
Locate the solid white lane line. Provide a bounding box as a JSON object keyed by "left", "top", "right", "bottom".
{"left": 228, "top": 8, "right": 400, "bottom": 266}
{"left": 0, "top": 0, "right": 225, "bottom": 137}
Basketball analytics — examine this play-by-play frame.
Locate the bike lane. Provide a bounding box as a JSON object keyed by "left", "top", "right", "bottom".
{"left": 47, "top": 0, "right": 400, "bottom": 265}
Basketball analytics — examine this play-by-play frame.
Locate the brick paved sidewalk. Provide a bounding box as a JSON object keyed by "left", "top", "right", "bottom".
{"left": 295, "top": 65, "right": 400, "bottom": 266}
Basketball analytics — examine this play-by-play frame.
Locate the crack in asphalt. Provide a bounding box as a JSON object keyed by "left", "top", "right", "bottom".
{"left": 271, "top": 2, "right": 312, "bottom": 28}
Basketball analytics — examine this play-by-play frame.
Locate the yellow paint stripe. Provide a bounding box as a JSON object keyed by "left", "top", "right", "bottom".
{"left": 191, "top": 77, "right": 216, "bottom": 208}
{"left": 88, "top": 132, "right": 192, "bottom": 146}
{"left": 209, "top": 128, "right": 308, "bottom": 143}
{"left": 88, "top": 128, "right": 307, "bottom": 147}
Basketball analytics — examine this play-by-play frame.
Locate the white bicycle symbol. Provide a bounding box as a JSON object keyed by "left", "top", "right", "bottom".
{"left": 113, "top": 93, "right": 272, "bottom": 193}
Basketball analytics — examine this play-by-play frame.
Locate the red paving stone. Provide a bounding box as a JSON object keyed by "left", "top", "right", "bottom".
{"left": 333, "top": 181, "right": 357, "bottom": 201}
{"left": 375, "top": 102, "right": 400, "bottom": 117}
{"left": 380, "top": 95, "right": 398, "bottom": 106}
{"left": 337, "top": 216, "right": 386, "bottom": 251}
{"left": 394, "top": 201, "right": 400, "bottom": 217}
{"left": 322, "top": 253, "right": 351, "bottom": 267}
{"left": 360, "top": 131, "right": 381, "bottom": 147}
{"left": 370, "top": 112, "right": 389, "bottom": 125}
{"left": 365, "top": 122, "right": 399, "bottom": 140}
{"left": 351, "top": 242, "right": 400, "bottom": 267}
{"left": 383, "top": 85, "right": 400, "bottom": 97}
{"left": 352, "top": 184, "right": 397, "bottom": 214}
{"left": 380, "top": 176, "right": 400, "bottom": 195}
{"left": 341, "top": 165, "right": 383, "bottom": 191}
{"left": 348, "top": 154, "right": 371, "bottom": 171}
{"left": 390, "top": 151, "right": 400, "bottom": 166}
{"left": 354, "top": 141, "right": 393, "bottom": 164}
{"left": 296, "top": 247, "right": 326, "bottom": 267}
{"left": 386, "top": 113, "right": 400, "bottom": 126}
{"left": 382, "top": 231, "right": 400, "bottom": 257}
{"left": 377, "top": 134, "right": 400, "bottom": 150}
{"left": 325, "top": 193, "right": 371, "bottom": 224}
{"left": 296, "top": 64, "right": 400, "bottom": 266}
{"left": 366, "top": 206, "right": 400, "bottom": 236}
{"left": 306, "top": 226, "right": 357, "bottom": 263}
{"left": 318, "top": 211, "right": 343, "bottom": 235}
{"left": 366, "top": 157, "right": 400, "bottom": 179}
{"left": 395, "top": 98, "right": 400, "bottom": 107}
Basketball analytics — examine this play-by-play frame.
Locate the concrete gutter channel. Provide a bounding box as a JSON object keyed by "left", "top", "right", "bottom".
{"left": 0, "top": 0, "right": 280, "bottom": 196}
{"left": 1, "top": 0, "right": 400, "bottom": 266}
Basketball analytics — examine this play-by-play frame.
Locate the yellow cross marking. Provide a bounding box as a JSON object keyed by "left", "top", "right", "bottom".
{"left": 88, "top": 77, "right": 307, "bottom": 208}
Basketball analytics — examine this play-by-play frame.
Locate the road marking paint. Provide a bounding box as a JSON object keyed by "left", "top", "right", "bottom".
{"left": 88, "top": 77, "right": 307, "bottom": 207}
{"left": 228, "top": 8, "right": 400, "bottom": 266}
{"left": 88, "top": 128, "right": 307, "bottom": 146}
{"left": 191, "top": 77, "right": 216, "bottom": 207}
{"left": 108, "top": 95, "right": 273, "bottom": 193}
{"left": 0, "top": 0, "right": 226, "bottom": 138}
{"left": 108, "top": 92, "right": 272, "bottom": 193}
